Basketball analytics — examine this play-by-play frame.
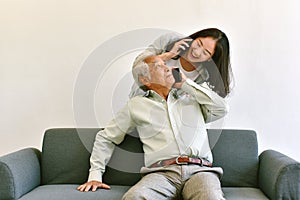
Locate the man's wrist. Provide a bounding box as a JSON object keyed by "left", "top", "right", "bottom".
{"left": 88, "top": 170, "right": 102, "bottom": 182}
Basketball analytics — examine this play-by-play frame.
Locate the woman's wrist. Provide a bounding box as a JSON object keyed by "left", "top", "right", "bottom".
{"left": 158, "top": 52, "right": 175, "bottom": 61}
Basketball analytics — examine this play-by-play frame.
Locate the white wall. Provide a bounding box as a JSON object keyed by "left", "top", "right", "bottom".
{"left": 1, "top": 0, "right": 300, "bottom": 161}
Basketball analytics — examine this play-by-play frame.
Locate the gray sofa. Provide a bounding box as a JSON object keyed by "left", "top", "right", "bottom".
{"left": 0, "top": 128, "right": 299, "bottom": 200}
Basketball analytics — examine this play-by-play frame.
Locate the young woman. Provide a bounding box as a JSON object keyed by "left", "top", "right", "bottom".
{"left": 130, "top": 28, "right": 233, "bottom": 98}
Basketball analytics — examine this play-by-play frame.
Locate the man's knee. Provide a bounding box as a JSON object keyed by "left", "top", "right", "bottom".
{"left": 182, "top": 172, "right": 225, "bottom": 200}
{"left": 122, "top": 189, "right": 145, "bottom": 200}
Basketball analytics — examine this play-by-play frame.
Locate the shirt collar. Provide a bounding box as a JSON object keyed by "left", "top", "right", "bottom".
{"left": 144, "top": 89, "right": 179, "bottom": 101}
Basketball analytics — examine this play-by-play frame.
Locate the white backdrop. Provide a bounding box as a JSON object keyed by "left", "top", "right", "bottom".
{"left": 1, "top": 0, "right": 300, "bottom": 161}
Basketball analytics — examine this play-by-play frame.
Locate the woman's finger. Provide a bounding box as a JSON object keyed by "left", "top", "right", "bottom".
{"left": 178, "top": 45, "right": 186, "bottom": 50}
{"left": 178, "top": 39, "right": 192, "bottom": 48}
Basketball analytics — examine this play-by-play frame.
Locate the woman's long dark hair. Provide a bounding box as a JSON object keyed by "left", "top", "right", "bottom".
{"left": 166, "top": 28, "right": 233, "bottom": 97}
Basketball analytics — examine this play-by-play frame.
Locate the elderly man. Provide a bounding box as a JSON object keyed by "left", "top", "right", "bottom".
{"left": 78, "top": 55, "right": 228, "bottom": 199}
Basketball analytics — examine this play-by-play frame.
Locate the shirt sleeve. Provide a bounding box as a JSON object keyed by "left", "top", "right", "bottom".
{"left": 88, "top": 103, "right": 135, "bottom": 182}
{"left": 180, "top": 79, "right": 229, "bottom": 123}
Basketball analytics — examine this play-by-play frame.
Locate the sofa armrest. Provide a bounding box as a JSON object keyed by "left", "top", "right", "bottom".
{"left": 0, "top": 148, "right": 41, "bottom": 200}
{"left": 259, "top": 149, "right": 300, "bottom": 200}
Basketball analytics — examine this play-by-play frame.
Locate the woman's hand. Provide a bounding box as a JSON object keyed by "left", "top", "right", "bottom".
{"left": 77, "top": 180, "right": 111, "bottom": 192}
{"left": 159, "top": 38, "right": 193, "bottom": 61}
{"left": 170, "top": 38, "right": 192, "bottom": 56}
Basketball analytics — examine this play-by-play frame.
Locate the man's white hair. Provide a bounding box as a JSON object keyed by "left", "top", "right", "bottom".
{"left": 132, "top": 60, "right": 151, "bottom": 88}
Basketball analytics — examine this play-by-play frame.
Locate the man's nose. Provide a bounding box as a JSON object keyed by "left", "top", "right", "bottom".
{"left": 163, "top": 65, "right": 171, "bottom": 71}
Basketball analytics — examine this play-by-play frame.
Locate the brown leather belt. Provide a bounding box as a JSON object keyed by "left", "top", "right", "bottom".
{"left": 150, "top": 156, "right": 213, "bottom": 168}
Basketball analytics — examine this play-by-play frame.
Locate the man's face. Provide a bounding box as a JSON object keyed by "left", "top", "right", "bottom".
{"left": 144, "top": 56, "right": 175, "bottom": 89}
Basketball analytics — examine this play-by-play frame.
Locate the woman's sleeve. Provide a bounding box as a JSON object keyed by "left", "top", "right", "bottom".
{"left": 133, "top": 32, "right": 184, "bottom": 66}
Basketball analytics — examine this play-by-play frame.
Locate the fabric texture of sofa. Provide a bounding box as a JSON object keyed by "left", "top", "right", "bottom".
{"left": 0, "top": 128, "right": 299, "bottom": 200}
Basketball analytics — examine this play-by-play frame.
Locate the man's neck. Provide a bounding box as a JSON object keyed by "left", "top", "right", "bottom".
{"left": 148, "top": 85, "right": 171, "bottom": 100}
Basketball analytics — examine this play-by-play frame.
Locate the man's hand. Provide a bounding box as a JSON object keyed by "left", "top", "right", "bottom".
{"left": 173, "top": 70, "right": 187, "bottom": 89}
{"left": 77, "top": 180, "right": 111, "bottom": 192}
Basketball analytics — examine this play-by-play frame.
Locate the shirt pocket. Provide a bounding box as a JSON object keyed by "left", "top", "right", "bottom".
{"left": 179, "top": 104, "right": 203, "bottom": 128}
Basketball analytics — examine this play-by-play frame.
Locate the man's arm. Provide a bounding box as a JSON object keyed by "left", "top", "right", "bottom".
{"left": 77, "top": 131, "right": 116, "bottom": 192}
{"left": 77, "top": 103, "right": 135, "bottom": 192}
{"left": 177, "top": 78, "right": 229, "bottom": 123}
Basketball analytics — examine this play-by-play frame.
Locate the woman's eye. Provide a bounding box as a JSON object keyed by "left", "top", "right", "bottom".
{"left": 197, "top": 42, "right": 201, "bottom": 47}
{"left": 197, "top": 40, "right": 202, "bottom": 47}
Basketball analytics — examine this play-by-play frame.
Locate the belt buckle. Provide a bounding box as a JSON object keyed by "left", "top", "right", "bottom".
{"left": 175, "top": 156, "right": 188, "bottom": 165}
{"left": 199, "top": 158, "right": 203, "bottom": 167}
{"left": 156, "top": 160, "right": 162, "bottom": 167}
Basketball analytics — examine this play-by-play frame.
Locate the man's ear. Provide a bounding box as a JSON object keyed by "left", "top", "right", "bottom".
{"left": 139, "top": 76, "right": 151, "bottom": 87}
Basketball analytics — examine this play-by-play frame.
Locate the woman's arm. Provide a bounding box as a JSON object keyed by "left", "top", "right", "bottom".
{"left": 132, "top": 32, "right": 184, "bottom": 67}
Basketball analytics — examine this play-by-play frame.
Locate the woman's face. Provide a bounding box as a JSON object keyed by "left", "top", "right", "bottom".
{"left": 185, "top": 37, "right": 216, "bottom": 63}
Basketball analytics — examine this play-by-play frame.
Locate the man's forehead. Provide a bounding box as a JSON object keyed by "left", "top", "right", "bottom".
{"left": 144, "top": 56, "right": 163, "bottom": 64}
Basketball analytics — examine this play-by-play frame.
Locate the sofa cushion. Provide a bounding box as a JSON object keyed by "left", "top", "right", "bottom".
{"left": 41, "top": 128, "right": 259, "bottom": 188}
{"left": 19, "top": 185, "right": 130, "bottom": 200}
{"left": 0, "top": 148, "right": 41, "bottom": 200}
{"left": 41, "top": 128, "right": 143, "bottom": 186}
{"left": 18, "top": 185, "right": 268, "bottom": 200}
{"left": 209, "top": 129, "right": 259, "bottom": 187}
{"left": 41, "top": 129, "right": 96, "bottom": 185}
{"left": 222, "top": 187, "right": 268, "bottom": 200}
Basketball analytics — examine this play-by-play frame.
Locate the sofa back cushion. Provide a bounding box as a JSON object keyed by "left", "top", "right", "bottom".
{"left": 208, "top": 129, "right": 259, "bottom": 187}
{"left": 41, "top": 128, "right": 143, "bottom": 186}
{"left": 41, "top": 128, "right": 258, "bottom": 187}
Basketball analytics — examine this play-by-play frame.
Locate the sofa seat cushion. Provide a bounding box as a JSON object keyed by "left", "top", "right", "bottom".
{"left": 19, "top": 185, "right": 269, "bottom": 200}
{"left": 223, "top": 187, "right": 269, "bottom": 200}
{"left": 19, "top": 185, "right": 130, "bottom": 200}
